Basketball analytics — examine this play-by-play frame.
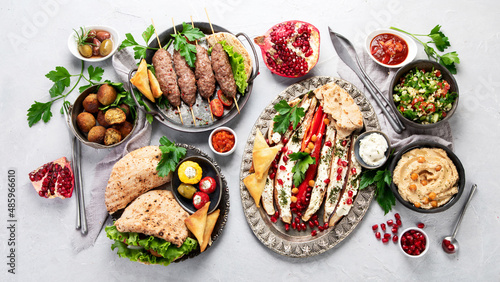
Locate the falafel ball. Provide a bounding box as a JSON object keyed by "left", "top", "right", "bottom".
{"left": 76, "top": 112, "right": 96, "bottom": 133}
{"left": 87, "top": 125, "right": 106, "bottom": 144}
{"left": 104, "top": 128, "right": 122, "bottom": 146}
{"left": 113, "top": 121, "right": 134, "bottom": 139}
{"left": 104, "top": 108, "right": 126, "bottom": 125}
{"left": 118, "top": 103, "right": 130, "bottom": 117}
{"left": 97, "top": 110, "right": 110, "bottom": 127}
{"left": 97, "top": 84, "right": 117, "bottom": 106}
{"left": 82, "top": 94, "right": 100, "bottom": 114}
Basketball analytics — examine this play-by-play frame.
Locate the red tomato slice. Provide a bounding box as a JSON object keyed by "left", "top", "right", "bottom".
{"left": 210, "top": 99, "right": 224, "bottom": 117}
{"left": 425, "top": 103, "right": 436, "bottom": 113}
{"left": 217, "top": 89, "right": 233, "bottom": 107}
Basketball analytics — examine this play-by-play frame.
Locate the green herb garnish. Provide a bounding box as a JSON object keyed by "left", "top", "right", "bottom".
{"left": 272, "top": 100, "right": 305, "bottom": 135}
{"left": 156, "top": 137, "right": 187, "bottom": 177}
{"left": 289, "top": 152, "right": 316, "bottom": 187}
{"left": 27, "top": 62, "right": 103, "bottom": 127}
{"left": 390, "top": 25, "right": 460, "bottom": 74}
{"left": 171, "top": 22, "right": 205, "bottom": 68}
{"left": 119, "top": 24, "right": 172, "bottom": 60}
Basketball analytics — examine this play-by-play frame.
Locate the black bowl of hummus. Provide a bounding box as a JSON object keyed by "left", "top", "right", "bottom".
{"left": 389, "top": 141, "right": 465, "bottom": 213}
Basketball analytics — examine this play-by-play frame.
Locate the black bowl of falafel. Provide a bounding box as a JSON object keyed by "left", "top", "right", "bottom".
{"left": 69, "top": 83, "right": 138, "bottom": 149}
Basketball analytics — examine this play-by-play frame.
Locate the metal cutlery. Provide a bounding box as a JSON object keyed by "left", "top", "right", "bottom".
{"left": 328, "top": 27, "right": 405, "bottom": 133}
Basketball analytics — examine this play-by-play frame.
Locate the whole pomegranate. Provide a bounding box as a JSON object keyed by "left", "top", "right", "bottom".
{"left": 254, "top": 20, "right": 320, "bottom": 78}
{"left": 28, "top": 157, "right": 74, "bottom": 199}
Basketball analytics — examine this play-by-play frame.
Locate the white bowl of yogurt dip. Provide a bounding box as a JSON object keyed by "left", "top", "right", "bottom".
{"left": 354, "top": 131, "right": 391, "bottom": 169}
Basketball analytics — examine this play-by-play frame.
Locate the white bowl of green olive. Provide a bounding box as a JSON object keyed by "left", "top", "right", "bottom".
{"left": 68, "top": 25, "right": 119, "bottom": 62}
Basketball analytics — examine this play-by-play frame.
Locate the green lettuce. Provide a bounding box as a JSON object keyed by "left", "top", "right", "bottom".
{"left": 105, "top": 225, "right": 197, "bottom": 266}
{"left": 219, "top": 40, "right": 248, "bottom": 94}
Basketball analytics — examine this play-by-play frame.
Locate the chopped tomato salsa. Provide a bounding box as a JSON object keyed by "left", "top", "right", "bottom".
{"left": 212, "top": 130, "right": 235, "bottom": 153}
{"left": 370, "top": 33, "right": 408, "bottom": 65}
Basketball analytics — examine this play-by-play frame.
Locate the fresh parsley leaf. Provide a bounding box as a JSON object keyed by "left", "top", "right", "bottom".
{"left": 45, "top": 66, "right": 71, "bottom": 87}
{"left": 274, "top": 100, "right": 292, "bottom": 115}
{"left": 49, "top": 80, "right": 66, "bottom": 98}
{"left": 79, "top": 84, "right": 92, "bottom": 93}
{"left": 156, "top": 137, "right": 187, "bottom": 177}
{"left": 290, "top": 152, "right": 315, "bottom": 187}
{"left": 132, "top": 45, "right": 148, "bottom": 60}
{"left": 179, "top": 22, "right": 204, "bottom": 41}
{"left": 171, "top": 23, "right": 205, "bottom": 68}
{"left": 272, "top": 114, "right": 289, "bottom": 135}
{"left": 88, "top": 65, "right": 104, "bottom": 81}
{"left": 359, "top": 170, "right": 377, "bottom": 190}
{"left": 142, "top": 24, "right": 155, "bottom": 44}
{"left": 429, "top": 25, "right": 450, "bottom": 52}
{"left": 27, "top": 101, "right": 53, "bottom": 127}
{"left": 359, "top": 166, "right": 395, "bottom": 214}
{"left": 272, "top": 100, "right": 305, "bottom": 134}
{"left": 119, "top": 33, "right": 140, "bottom": 50}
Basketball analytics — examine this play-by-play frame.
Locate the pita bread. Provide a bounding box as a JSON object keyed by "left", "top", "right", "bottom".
{"left": 206, "top": 32, "right": 252, "bottom": 81}
{"left": 130, "top": 59, "right": 154, "bottom": 102}
{"left": 314, "top": 82, "right": 363, "bottom": 138}
{"left": 148, "top": 69, "right": 163, "bottom": 98}
{"left": 243, "top": 173, "right": 268, "bottom": 207}
{"left": 253, "top": 145, "right": 282, "bottom": 179}
{"left": 114, "top": 190, "right": 189, "bottom": 248}
{"left": 185, "top": 202, "right": 209, "bottom": 249}
{"left": 105, "top": 146, "right": 172, "bottom": 214}
{"left": 200, "top": 209, "right": 220, "bottom": 252}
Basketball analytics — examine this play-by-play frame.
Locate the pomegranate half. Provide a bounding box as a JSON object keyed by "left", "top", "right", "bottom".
{"left": 254, "top": 20, "right": 320, "bottom": 78}
{"left": 28, "top": 157, "right": 74, "bottom": 199}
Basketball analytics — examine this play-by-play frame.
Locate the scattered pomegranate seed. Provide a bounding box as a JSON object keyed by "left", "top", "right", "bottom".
{"left": 325, "top": 141, "right": 332, "bottom": 147}
{"left": 285, "top": 223, "right": 290, "bottom": 231}
{"left": 387, "top": 219, "right": 394, "bottom": 226}
{"left": 324, "top": 179, "right": 330, "bottom": 184}
{"left": 342, "top": 140, "right": 347, "bottom": 146}
{"left": 309, "top": 221, "right": 315, "bottom": 228}
{"left": 382, "top": 238, "right": 389, "bottom": 243}
{"left": 311, "top": 230, "right": 317, "bottom": 236}
{"left": 417, "top": 223, "right": 425, "bottom": 229}
{"left": 384, "top": 233, "right": 391, "bottom": 239}
{"left": 301, "top": 223, "right": 306, "bottom": 230}
{"left": 311, "top": 214, "right": 318, "bottom": 221}
{"left": 270, "top": 216, "right": 277, "bottom": 223}
{"left": 323, "top": 223, "right": 329, "bottom": 229}
{"left": 392, "top": 235, "right": 398, "bottom": 243}
{"left": 277, "top": 179, "right": 284, "bottom": 185}
{"left": 396, "top": 219, "right": 402, "bottom": 226}
{"left": 372, "top": 224, "right": 378, "bottom": 231}
{"left": 392, "top": 227, "right": 398, "bottom": 234}
{"left": 292, "top": 222, "right": 297, "bottom": 229}
{"left": 351, "top": 167, "right": 357, "bottom": 175}
{"left": 348, "top": 190, "right": 354, "bottom": 197}
{"left": 381, "top": 223, "right": 386, "bottom": 231}
{"left": 318, "top": 226, "right": 324, "bottom": 231}
{"left": 395, "top": 213, "right": 400, "bottom": 220}
{"left": 375, "top": 232, "right": 381, "bottom": 239}
{"left": 280, "top": 165, "right": 286, "bottom": 170}
{"left": 282, "top": 137, "right": 288, "bottom": 144}
{"left": 314, "top": 220, "right": 319, "bottom": 226}
{"left": 346, "top": 198, "right": 353, "bottom": 205}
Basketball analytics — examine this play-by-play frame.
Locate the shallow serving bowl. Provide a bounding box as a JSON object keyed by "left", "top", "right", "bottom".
{"left": 67, "top": 25, "right": 119, "bottom": 62}
{"left": 354, "top": 130, "right": 391, "bottom": 169}
{"left": 398, "top": 227, "right": 429, "bottom": 258}
{"left": 365, "top": 29, "right": 417, "bottom": 68}
{"left": 208, "top": 127, "right": 237, "bottom": 156}
{"left": 388, "top": 141, "right": 465, "bottom": 213}
{"left": 389, "top": 60, "right": 459, "bottom": 129}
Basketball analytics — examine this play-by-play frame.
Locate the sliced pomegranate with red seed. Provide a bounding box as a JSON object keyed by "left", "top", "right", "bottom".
{"left": 29, "top": 157, "right": 74, "bottom": 199}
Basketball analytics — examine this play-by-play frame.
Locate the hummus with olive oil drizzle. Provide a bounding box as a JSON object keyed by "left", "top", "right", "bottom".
{"left": 393, "top": 148, "right": 459, "bottom": 209}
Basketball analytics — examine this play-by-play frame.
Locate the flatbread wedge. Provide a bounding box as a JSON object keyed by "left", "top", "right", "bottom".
{"left": 243, "top": 173, "right": 268, "bottom": 207}
{"left": 185, "top": 202, "right": 210, "bottom": 249}
{"left": 114, "top": 190, "right": 189, "bottom": 248}
{"left": 105, "top": 146, "right": 172, "bottom": 214}
{"left": 130, "top": 59, "right": 154, "bottom": 102}
{"left": 148, "top": 69, "right": 163, "bottom": 98}
{"left": 201, "top": 209, "right": 220, "bottom": 252}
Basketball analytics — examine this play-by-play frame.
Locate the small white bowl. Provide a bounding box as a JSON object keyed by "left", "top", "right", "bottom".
{"left": 365, "top": 29, "right": 417, "bottom": 68}
{"left": 67, "top": 25, "right": 119, "bottom": 62}
{"left": 399, "top": 227, "right": 429, "bottom": 258}
{"left": 354, "top": 130, "right": 391, "bottom": 169}
{"left": 208, "top": 127, "right": 237, "bottom": 156}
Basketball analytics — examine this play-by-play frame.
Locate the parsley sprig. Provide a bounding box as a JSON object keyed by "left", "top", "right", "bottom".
{"left": 273, "top": 100, "right": 305, "bottom": 135}
{"left": 119, "top": 24, "right": 172, "bottom": 60}
{"left": 289, "top": 152, "right": 316, "bottom": 187}
{"left": 27, "top": 61, "right": 104, "bottom": 127}
{"left": 359, "top": 150, "right": 396, "bottom": 214}
{"left": 156, "top": 137, "right": 187, "bottom": 177}
{"left": 390, "top": 25, "right": 460, "bottom": 74}
{"left": 171, "top": 22, "right": 205, "bottom": 68}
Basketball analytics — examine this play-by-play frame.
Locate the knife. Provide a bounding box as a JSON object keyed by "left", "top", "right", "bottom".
{"left": 328, "top": 27, "right": 405, "bottom": 133}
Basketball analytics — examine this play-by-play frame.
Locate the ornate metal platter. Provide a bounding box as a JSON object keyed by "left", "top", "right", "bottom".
{"left": 239, "top": 76, "right": 379, "bottom": 258}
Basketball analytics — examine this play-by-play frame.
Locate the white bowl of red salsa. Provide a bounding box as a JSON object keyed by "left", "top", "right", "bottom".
{"left": 365, "top": 29, "right": 417, "bottom": 68}
{"left": 209, "top": 127, "right": 237, "bottom": 156}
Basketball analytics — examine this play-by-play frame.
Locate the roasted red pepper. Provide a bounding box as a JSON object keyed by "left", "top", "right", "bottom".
{"left": 296, "top": 112, "right": 327, "bottom": 209}
{"left": 301, "top": 105, "right": 323, "bottom": 152}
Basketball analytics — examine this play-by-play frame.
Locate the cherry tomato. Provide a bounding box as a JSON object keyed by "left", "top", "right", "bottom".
{"left": 411, "top": 96, "right": 424, "bottom": 107}
{"left": 199, "top": 176, "right": 216, "bottom": 194}
{"left": 425, "top": 103, "right": 436, "bottom": 113}
{"left": 217, "top": 89, "right": 233, "bottom": 107}
{"left": 193, "top": 192, "right": 210, "bottom": 210}
{"left": 210, "top": 99, "right": 224, "bottom": 117}
{"left": 435, "top": 70, "right": 441, "bottom": 77}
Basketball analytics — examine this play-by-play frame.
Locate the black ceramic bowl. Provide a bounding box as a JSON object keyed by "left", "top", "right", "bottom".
{"left": 389, "top": 60, "right": 459, "bottom": 129}
{"left": 389, "top": 141, "right": 465, "bottom": 213}
{"left": 69, "top": 84, "right": 138, "bottom": 149}
{"left": 172, "top": 156, "right": 222, "bottom": 214}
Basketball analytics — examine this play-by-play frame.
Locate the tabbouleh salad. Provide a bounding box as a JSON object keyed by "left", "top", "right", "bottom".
{"left": 393, "top": 68, "right": 457, "bottom": 124}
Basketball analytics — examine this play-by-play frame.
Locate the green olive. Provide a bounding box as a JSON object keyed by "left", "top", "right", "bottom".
{"left": 99, "top": 39, "right": 113, "bottom": 57}
{"left": 177, "top": 183, "right": 197, "bottom": 199}
{"left": 78, "top": 44, "right": 93, "bottom": 58}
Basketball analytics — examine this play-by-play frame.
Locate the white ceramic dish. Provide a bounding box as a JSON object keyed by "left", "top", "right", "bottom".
{"left": 365, "top": 29, "right": 417, "bottom": 68}
{"left": 67, "top": 25, "right": 119, "bottom": 62}
{"left": 399, "top": 227, "right": 429, "bottom": 258}
{"left": 208, "top": 127, "right": 237, "bottom": 156}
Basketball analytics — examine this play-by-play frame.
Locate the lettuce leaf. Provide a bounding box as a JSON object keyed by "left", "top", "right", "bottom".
{"left": 219, "top": 40, "right": 248, "bottom": 95}
{"left": 105, "top": 225, "right": 198, "bottom": 266}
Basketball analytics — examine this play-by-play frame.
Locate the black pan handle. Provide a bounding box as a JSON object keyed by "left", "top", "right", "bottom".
{"left": 236, "top": 32, "right": 259, "bottom": 83}
{"left": 127, "top": 69, "right": 164, "bottom": 121}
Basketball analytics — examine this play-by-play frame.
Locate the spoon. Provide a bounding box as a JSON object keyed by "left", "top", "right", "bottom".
{"left": 442, "top": 184, "right": 477, "bottom": 254}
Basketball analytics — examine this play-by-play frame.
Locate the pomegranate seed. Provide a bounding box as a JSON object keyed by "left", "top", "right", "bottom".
{"left": 324, "top": 179, "right": 330, "bottom": 184}
{"left": 270, "top": 216, "right": 277, "bottom": 223}
{"left": 270, "top": 172, "right": 276, "bottom": 179}
{"left": 382, "top": 238, "right": 389, "bottom": 243}
{"left": 395, "top": 213, "right": 401, "bottom": 220}
{"left": 396, "top": 219, "right": 402, "bottom": 226}
{"left": 337, "top": 167, "right": 343, "bottom": 174}
{"left": 292, "top": 222, "right": 296, "bottom": 229}
{"left": 392, "top": 227, "right": 398, "bottom": 234}
{"left": 341, "top": 140, "right": 347, "bottom": 146}
{"left": 372, "top": 224, "right": 378, "bottom": 231}
{"left": 297, "top": 224, "right": 302, "bottom": 231}
{"left": 283, "top": 155, "right": 289, "bottom": 162}
{"left": 309, "top": 221, "right": 315, "bottom": 228}
{"left": 311, "top": 214, "right": 318, "bottom": 221}
{"left": 384, "top": 233, "right": 391, "bottom": 239}
{"left": 381, "top": 223, "right": 386, "bottom": 231}
{"left": 392, "top": 235, "right": 398, "bottom": 242}
{"left": 318, "top": 226, "right": 324, "bottom": 231}
{"left": 346, "top": 198, "right": 353, "bottom": 205}
{"left": 297, "top": 212, "right": 302, "bottom": 217}
{"left": 387, "top": 219, "right": 394, "bottom": 226}
{"left": 311, "top": 230, "right": 317, "bottom": 236}
{"left": 280, "top": 165, "right": 286, "bottom": 171}
{"left": 314, "top": 220, "right": 319, "bottom": 226}
{"left": 351, "top": 167, "right": 357, "bottom": 175}
{"left": 301, "top": 223, "right": 306, "bottom": 230}
{"left": 285, "top": 223, "right": 290, "bottom": 231}
{"left": 336, "top": 174, "right": 342, "bottom": 181}
{"left": 417, "top": 223, "right": 425, "bottom": 229}
{"left": 278, "top": 179, "right": 284, "bottom": 185}
{"left": 282, "top": 137, "right": 288, "bottom": 144}
{"left": 375, "top": 232, "right": 381, "bottom": 239}
{"left": 325, "top": 141, "right": 332, "bottom": 147}
{"left": 447, "top": 243, "right": 455, "bottom": 252}
{"left": 323, "top": 223, "right": 329, "bottom": 229}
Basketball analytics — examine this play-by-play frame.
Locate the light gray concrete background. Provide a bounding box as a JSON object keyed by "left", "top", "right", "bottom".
{"left": 1, "top": 0, "right": 499, "bottom": 281}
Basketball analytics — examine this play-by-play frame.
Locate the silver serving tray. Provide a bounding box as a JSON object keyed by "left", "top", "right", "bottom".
{"left": 239, "top": 76, "right": 379, "bottom": 258}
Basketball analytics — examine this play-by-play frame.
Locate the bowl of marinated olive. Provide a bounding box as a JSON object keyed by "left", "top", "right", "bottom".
{"left": 69, "top": 83, "right": 138, "bottom": 149}
{"left": 67, "top": 25, "right": 119, "bottom": 62}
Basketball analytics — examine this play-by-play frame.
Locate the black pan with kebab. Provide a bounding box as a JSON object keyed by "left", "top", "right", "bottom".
{"left": 138, "top": 22, "right": 258, "bottom": 133}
